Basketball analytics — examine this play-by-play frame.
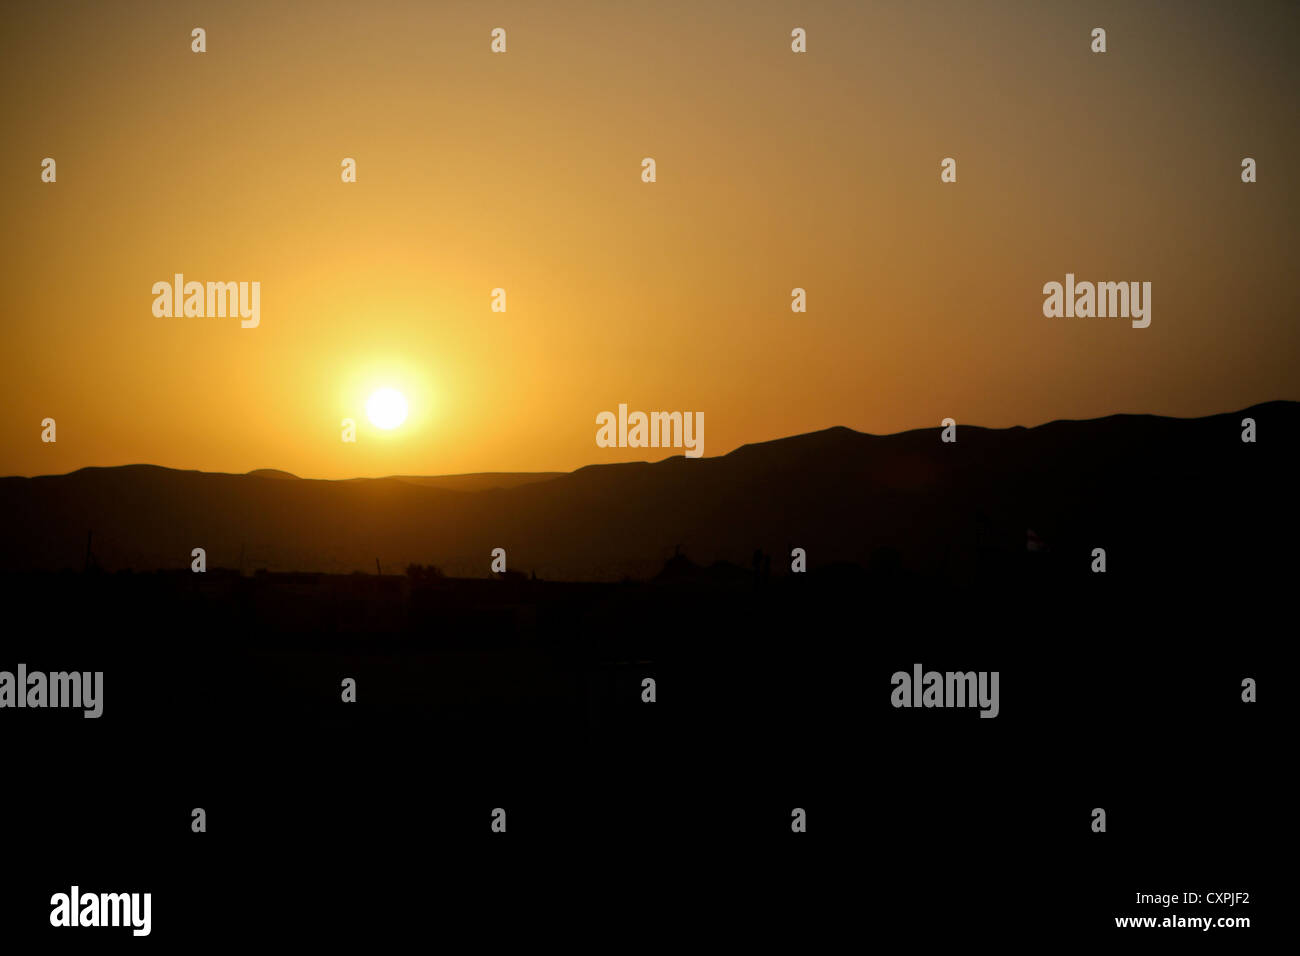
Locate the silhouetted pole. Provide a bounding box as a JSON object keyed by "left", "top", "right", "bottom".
{"left": 376, "top": 558, "right": 382, "bottom": 576}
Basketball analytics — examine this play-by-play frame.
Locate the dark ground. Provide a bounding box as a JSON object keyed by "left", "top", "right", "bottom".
{"left": 0, "top": 546, "right": 1279, "bottom": 943}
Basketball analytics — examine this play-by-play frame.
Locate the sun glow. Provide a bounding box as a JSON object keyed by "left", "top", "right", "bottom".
{"left": 366, "top": 388, "right": 409, "bottom": 430}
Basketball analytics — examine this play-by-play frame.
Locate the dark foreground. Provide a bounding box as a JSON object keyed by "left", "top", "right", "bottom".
{"left": 0, "top": 555, "right": 1278, "bottom": 944}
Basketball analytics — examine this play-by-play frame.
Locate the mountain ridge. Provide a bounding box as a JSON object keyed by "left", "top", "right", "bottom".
{"left": 15, "top": 400, "right": 1294, "bottom": 484}
{"left": 2, "top": 401, "right": 1293, "bottom": 581}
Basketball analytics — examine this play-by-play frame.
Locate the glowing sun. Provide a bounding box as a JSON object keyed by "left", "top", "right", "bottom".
{"left": 366, "top": 388, "right": 409, "bottom": 429}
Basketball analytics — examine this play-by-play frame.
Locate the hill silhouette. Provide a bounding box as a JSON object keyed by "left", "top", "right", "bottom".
{"left": 1, "top": 402, "right": 1293, "bottom": 582}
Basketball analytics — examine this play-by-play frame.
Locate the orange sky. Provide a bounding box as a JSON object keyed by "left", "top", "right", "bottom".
{"left": 3, "top": 0, "right": 1297, "bottom": 478}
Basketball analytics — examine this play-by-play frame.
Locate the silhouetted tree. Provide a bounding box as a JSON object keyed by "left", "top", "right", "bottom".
{"left": 405, "top": 563, "right": 445, "bottom": 585}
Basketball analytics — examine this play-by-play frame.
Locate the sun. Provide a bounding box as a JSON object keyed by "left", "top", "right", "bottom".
{"left": 366, "top": 388, "right": 408, "bottom": 430}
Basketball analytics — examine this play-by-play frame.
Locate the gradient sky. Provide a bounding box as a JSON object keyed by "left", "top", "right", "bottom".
{"left": 2, "top": 0, "right": 1297, "bottom": 478}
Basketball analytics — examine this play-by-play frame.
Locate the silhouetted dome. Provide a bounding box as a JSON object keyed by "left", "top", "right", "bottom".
{"left": 654, "top": 552, "right": 700, "bottom": 580}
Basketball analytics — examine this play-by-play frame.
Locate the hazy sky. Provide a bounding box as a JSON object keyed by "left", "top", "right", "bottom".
{"left": 3, "top": 0, "right": 1297, "bottom": 478}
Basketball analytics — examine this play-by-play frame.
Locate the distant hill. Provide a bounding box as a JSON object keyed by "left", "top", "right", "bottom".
{"left": 1, "top": 402, "right": 1294, "bottom": 582}
{"left": 247, "top": 469, "right": 564, "bottom": 491}
{"left": 381, "top": 473, "right": 564, "bottom": 493}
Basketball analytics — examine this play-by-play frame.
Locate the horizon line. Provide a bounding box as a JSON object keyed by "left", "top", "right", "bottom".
{"left": 6, "top": 398, "right": 1293, "bottom": 483}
